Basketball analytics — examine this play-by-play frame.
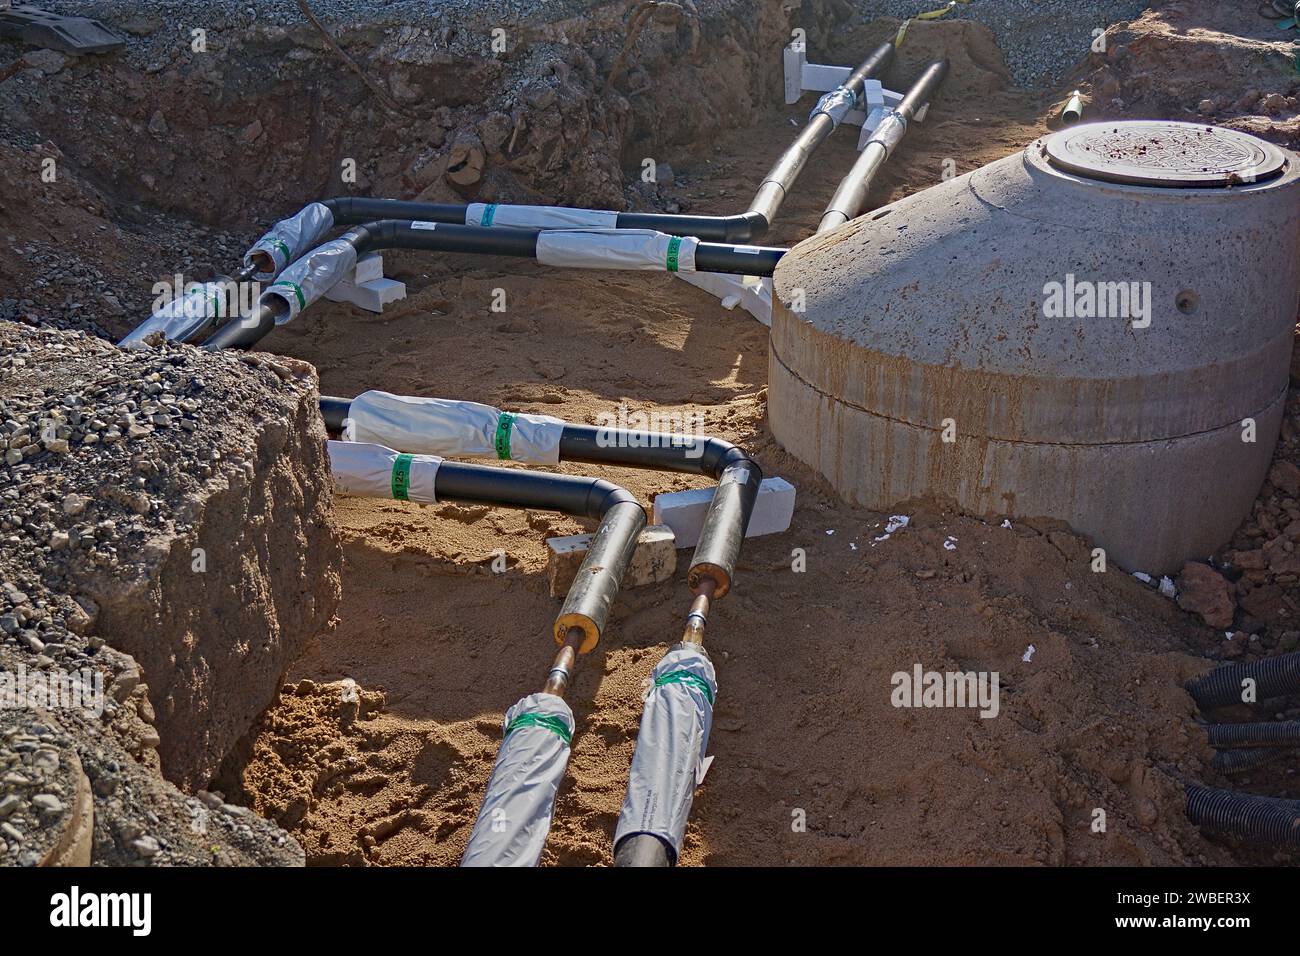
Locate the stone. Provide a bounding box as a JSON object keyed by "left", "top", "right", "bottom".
{"left": 1175, "top": 562, "right": 1235, "bottom": 629}
{"left": 547, "top": 524, "right": 677, "bottom": 597}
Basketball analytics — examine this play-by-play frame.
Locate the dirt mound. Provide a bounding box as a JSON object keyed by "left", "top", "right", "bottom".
{"left": 1069, "top": 0, "right": 1300, "bottom": 147}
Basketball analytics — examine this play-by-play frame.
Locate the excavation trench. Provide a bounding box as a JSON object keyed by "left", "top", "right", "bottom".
{"left": 7, "top": 6, "right": 1297, "bottom": 867}
{"left": 200, "top": 27, "right": 1283, "bottom": 866}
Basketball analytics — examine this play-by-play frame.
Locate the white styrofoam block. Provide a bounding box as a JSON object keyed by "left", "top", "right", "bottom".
{"left": 653, "top": 477, "right": 796, "bottom": 549}
{"left": 324, "top": 276, "right": 407, "bottom": 313}
{"left": 675, "top": 271, "right": 772, "bottom": 326}
{"left": 353, "top": 253, "right": 385, "bottom": 284}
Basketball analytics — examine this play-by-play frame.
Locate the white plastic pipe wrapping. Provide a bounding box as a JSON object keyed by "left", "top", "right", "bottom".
{"left": 535, "top": 229, "right": 699, "bottom": 272}
{"left": 465, "top": 203, "right": 618, "bottom": 229}
{"left": 461, "top": 693, "right": 575, "bottom": 867}
{"left": 243, "top": 202, "right": 335, "bottom": 280}
{"left": 613, "top": 645, "right": 717, "bottom": 864}
{"left": 326, "top": 440, "right": 441, "bottom": 504}
{"left": 119, "top": 281, "right": 235, "bottom": 347}
{"left": 262, "top": 237, "right": 358, "bottom": 324}
{"left": 344, "top": 390, "right": 566, "bottom": 465}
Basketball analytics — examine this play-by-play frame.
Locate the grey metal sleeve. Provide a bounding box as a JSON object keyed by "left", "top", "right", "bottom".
{"left": 461, "top": 693, "right": 575, "bottom": 867}
{"left": 809, "top": 85, "right": 858, "bottom": 129}
{"left": 613, "top": 645, "right": 717, "bottom": 864}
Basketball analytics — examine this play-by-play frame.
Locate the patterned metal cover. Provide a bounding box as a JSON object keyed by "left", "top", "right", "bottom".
{"left": 1044, "top": 121, "right": 1286, "bottom": 187}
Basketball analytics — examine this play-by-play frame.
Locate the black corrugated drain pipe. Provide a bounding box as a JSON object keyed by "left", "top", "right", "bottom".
{"left": 1185, "top": 784, "right": 1300, "bottom": 851}
{"left": 1186, "top": 651, "right": 1300, "bottom": 710}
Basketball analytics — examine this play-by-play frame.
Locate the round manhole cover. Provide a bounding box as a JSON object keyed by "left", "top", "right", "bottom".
{"left": 1044, "top": 121, "right": 1286, "bottom": 187}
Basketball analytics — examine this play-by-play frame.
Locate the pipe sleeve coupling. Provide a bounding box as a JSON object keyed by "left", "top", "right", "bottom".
{"left": 242, "top": 202, "right": 335, "bottom": 281}
{"left": 810, "top": 85, "right": 858, "bottom": 129}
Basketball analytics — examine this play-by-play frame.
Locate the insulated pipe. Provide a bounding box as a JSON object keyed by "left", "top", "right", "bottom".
{"left": 1185, "top": 784, "right": 1300, "bottom": 851}
{"left": 202, "top": 223, "right": 786, "bottom": 351}
{"left": 817, "top": 59, "right": 950, "bottom": 234}
{"left": 321, "top": 397, "right": 764, "bottom": 598}
{"left": 1186, "top": 651, "right": 1300, "bottom": 710}
{"left": 311, "top": 43, "right": 896, "bottom": 245}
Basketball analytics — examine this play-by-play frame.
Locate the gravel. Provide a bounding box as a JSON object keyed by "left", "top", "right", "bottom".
{"left": 856, "top": 0, "right": 1145, "bottom": 87}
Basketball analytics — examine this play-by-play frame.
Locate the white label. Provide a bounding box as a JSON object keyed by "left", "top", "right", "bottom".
{"left": 409, "top": 221, "right": 438, "bottom": 231}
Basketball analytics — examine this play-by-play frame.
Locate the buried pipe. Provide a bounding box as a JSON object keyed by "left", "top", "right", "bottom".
{"left": 318, "top": 390, "right": 762, "bottom": 865}
{"left": 199, "top": 221, "right": 787, "bottom": 350}
{"left": 321, "top": 390, "right": 763, "bottom": 594}
{"left": 1185, "top": 784, "right": 1300, "bottom": 851}
{"left": 325, "top": 439, "right": 646, "bottom": 866}
{"left": 817, "top": 59, "right": 950, "bottom": 234}
{"left": 1186, "top": 650, "right": 1300, "bottom": 710}
{"left": 232, "top": 42, "right": 896, "bottom": 255}
{"left": 1206, "top": 719, "right": 1300, "bottom": 749}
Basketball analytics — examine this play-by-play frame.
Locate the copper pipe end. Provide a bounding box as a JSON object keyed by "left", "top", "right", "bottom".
{"left": 542, "top": 626, "right": 586, "bottom": 697}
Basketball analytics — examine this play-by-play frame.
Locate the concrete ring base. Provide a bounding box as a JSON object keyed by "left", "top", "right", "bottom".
{"left": 770, "top": 343, "right": 1284, "bottom": 575}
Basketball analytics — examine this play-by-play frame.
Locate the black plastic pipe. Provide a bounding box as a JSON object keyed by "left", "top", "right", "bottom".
{"left": 1206, "top": 720, "right": 1300, "bottom": 749}
{"left": 316, "top": 43, "right": 895, "bottom": 244}
{"left": 433, "top": 460, "right": 645, "bottom": 650}
{"left": 1185, "top": 784, "right": 1300, "bottom": 850}
{"left": 1210, "top": 748, "right": 1287, "bottom": 775}
{"left": 1186, "top": 651, "right": 1300, "bottom": 710}
{"left": 817, "top": 59, "right": 950, "bottom": 234}
{"left": 320, "top": 401, "right": 763, "bottom": 600}
{"left": 204, "top": 223, "right": 786, "bottom": 351}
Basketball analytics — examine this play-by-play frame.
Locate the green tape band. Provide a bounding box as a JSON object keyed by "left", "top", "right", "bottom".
{"left": 270, "top": 280, "right": 305, "bottom": 312}
{"left": 505, "top": 712, "right": 572, "bottom": 744}
{"left": 269, "top": 238, "right": 291, "bottom": 262}
{"left": 654, "top": 669, "right": 715, "bottom": 704}
{"left": 494, "top": 412, "right": 516, "bottom": 460}
{"left": 391, "top": 453, "right": 413, "bottom": 501}
{"left": 666, "top": 236, "right": 682, "bottom": 272}
{"left": 481, "top": 204, "right": 498, "bottom": 227}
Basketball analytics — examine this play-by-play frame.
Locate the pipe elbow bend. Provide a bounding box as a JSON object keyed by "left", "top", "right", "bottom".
{"left": 726, "top": 212, "right": 769, "bottom": 243}
{"left": 590, "top": 481, "right": 643, "bottom": 520}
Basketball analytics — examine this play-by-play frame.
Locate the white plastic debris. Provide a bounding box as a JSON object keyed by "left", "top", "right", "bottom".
{"left": 1158, "top": 576, "right": 1177, "bottom": 598}
{"left": 1000, "top": 519, "right": 1012, "bottom": 529}
{"left": 614, "top": 646, "right": 716, "bottom": 865}
{"left": 465, "top": 203, "right": 618, "bottom": 229}
{"left": 872, "top": 514, "right": 910, "bottom": 544}
{"left": 326, "top": 440, "right": 441, "bottom": 504}
{"left": 344, "top": 390, "right": 565, "bottom": 465}
{"left": 943, "top": 536, "right": 958, "bottom": 551}
{"left": 1022, "top": 644, "right": 1036, "bottom": 663}
{"left": 263, "top": 237, "right": 358, "bottom": 323}
{"left": 535, "top": 229, "right": 699, "bottom": 272}
{"left": 462, "top": 693, "right": 574, "bottom": 867}
{"left": 1132, "top": 571, "right": 1153, "bottom": 584}
{"left": 243, "top": 202, "right": 334, "bottom": 280}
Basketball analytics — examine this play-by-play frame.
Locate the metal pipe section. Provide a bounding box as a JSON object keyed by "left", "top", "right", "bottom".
{"left": 817, "top": 59, "right": 949, "bottom": 234}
